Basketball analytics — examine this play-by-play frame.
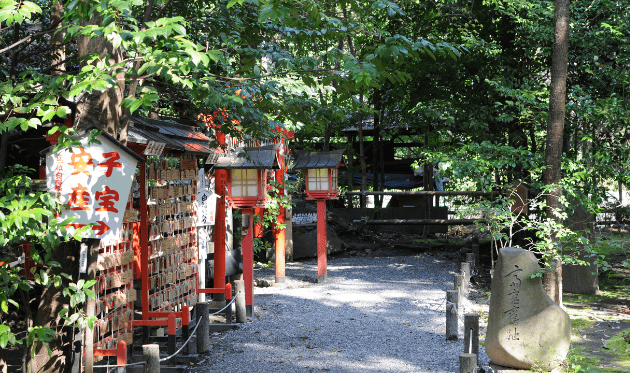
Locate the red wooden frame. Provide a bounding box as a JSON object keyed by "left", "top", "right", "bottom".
{"left": 304, "top": 168, "right": 339, "bottom": 200}
{"left": 225, "top": 168, "right": 269, "bottom": 208}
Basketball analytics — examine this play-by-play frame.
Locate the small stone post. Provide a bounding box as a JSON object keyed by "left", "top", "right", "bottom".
{"left": 464, "top": 313, "right": 479, "bottom": 356}
{"left": 143, "top": 344, "right": 160, "bottom": 373}
{"left": 461, "top": 262, "right": 471, "bottom": 280}
{"left": 459, "top": 353, "right": 477, "bottom": 373}
{"left": 196, "top": 302, "right": 210, "bottom": 354}
{"left": 235, "top": 280, "right": 247, "bottom": 323}
{"left": 466, "top": 253, "right": 475, "bottom": 270}
{"left": 461, "top": 262, "right": 471, "bottom": 297}
{"left": 446, "top": 290, "right": 459, "bottom": 341}
{"left": 454, "top": 274, "right": 464, "bottom": 301}
{"left": 472, "top": 236, "right": 480, "bottom": 267}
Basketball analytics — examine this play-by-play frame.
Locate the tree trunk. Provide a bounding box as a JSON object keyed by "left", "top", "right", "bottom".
{"left": 358, "top": 94, "right": 367, "bottom": 208}
{"left": 28, "top": 241, "right": 81, "bottom": 373}
{"left": 542, "top": 0, "right": 570, "bottom": 306}
{"left": 119, "top": 0, "right": 155, "bottom": 145}
{"left": 372, "top": 92, "right": 381, "bottom": 207}
{"left": 347, "top": 135, "right": 354, "bottom": 208}
{"left": 50, "top": 0, "right": 65, "bottom": 76}
{"left": 74, "top": 18, "right": 125, "bottom": 139}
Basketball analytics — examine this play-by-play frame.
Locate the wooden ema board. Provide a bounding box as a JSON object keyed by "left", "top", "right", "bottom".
{"left": 89, "top": 195, "right": 135, "bottom": 362}
{"left": 89, "top": 153, "right": 201, "bottom": 364}
{"left": 145, "top": 155, "right": 199, "bottom": 317}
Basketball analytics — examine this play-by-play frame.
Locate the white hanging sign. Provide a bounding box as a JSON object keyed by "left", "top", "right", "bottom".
{"left": 46, "top": 130, "right": 142, "bottom": 240}
{"left": 197, "top": 190, "right": 218, "bottom": 226}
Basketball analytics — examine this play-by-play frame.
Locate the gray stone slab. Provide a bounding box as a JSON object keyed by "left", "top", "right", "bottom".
{"left": 486, "top": 247, "right": 571, "bottom": 371}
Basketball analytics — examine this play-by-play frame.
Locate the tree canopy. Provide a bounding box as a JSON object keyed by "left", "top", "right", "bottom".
{"left": 1, "top": 0, "right": 629, "bottom": 370}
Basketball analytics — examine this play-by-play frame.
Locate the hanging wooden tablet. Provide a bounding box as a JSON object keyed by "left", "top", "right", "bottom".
{"left": 111, "top": 273, "right": 122, "bottom": 288}
{"left": 128, "top": 288, "right": 137, "bottom": 302}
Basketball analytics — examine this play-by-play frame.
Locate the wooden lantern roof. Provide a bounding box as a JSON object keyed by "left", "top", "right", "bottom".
{"left": 209, "top": 144, "right": 280, "bottom": 170}
{"left": 292, "top": 149, "right": 345, "bottom": 169}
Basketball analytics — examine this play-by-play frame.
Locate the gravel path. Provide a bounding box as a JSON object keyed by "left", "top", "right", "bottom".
{"left": 192, "top": 251, "right": 490, "bottom": 373}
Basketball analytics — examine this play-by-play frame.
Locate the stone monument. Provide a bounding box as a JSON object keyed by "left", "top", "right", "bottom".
{"left": 486, "top": 247, "right": 571, "bottom": 371}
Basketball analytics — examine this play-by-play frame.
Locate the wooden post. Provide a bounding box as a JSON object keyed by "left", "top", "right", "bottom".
{"left": 182, "top": 305, "right": 189, "bottom": 355}
{"left": 116, "top": 340, "right": 127, "bottom": 373}
{"left": 168, "top": 313, "right": 176, "bottom": 365}
{"left": 446, "top": 290, "right": 459, "bottom": 341}
{"left": 317, "top": 199, "right": 327, "bottom": 283}
{"left": 214, "top": 131, "right": 228, "bottom": 302}
{"left": 274, "top": 166, "right": 286, "bottom": 284}
{"left": 224, "top": 283, "right": 233, "bottom": 324}
{"left": 234, "top": 280, "right": 247, "bottom": 323}
{"left": 196, "top": 302, "right": 209, "bottom": 354}
{"left": 143, "top": 344, "right": 160, "bottom": 373}
{"left": 464, "top": 313, "right": 479, "bottom": 356}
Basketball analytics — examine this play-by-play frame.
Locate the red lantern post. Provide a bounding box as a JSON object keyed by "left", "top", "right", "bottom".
{"left": 214, "top": 130, "right": 227, "bottom": 301}
{"left": 293, "top": 150, "right": 345, "bottom": 283}
{"left": 214, "top": 146, "right": 279, "bottom": 316}
{"left": 272, "top": 128, "right": 293, "bottom": 284}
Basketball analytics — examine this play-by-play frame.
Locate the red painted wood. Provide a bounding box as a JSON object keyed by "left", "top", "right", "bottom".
{"left": 182, "top": 305, "right": 189, "bottom": 326}
{"left": 317, "top": 200, "right": 327, "bottom": 278}
{"left": 116, "top": 340, "right": 127, "bottom": 367}
{"left": 134, "top": 319, "right": 171, "bottom": 326}
{"left": 139, "top": 156, "right": 149, "bottom": 320}
{"left": 93, "top": 349, "right": 117, "bottom": 357}
{"left": 213, "top": 130, "right": 227, "bottom": 294}
{"left": 225, "top": 283, "right": 232, "bottom": 300}
{"left": 254, "top": 207, "right": 264, "bottom": 237}
{"left": 274, "top": 169, "right": 285, "bottom": 280}
{"left": 168, "top": 313, "right": 176, "bottom": 335}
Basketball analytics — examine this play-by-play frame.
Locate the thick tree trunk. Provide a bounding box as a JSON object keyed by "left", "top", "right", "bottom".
{"left": 50, "top": 0, "right": 65, "bottom": 76}
{"left": 28, "top": 241, "right": 81, "bottom": 373}
{"left": 74, "top": 18, "right": 125, "bottom": 139}
{"left": 542, "top": 0, "right": 570, "bottom": 306}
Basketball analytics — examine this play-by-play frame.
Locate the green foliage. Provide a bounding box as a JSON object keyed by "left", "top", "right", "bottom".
{"left": 252, "top": 178, "right": 297, "bottom": 253}
{"left": 456, "top": 183, "right": 606, "bottom": 277}
{"left": 0, "top": 166, "right": 96, "bottom": 356}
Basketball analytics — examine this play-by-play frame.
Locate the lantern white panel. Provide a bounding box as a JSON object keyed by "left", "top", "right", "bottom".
{"left": 308, "top": 169, "right": 328, "bottom": 191}
{"left": 231, "top": 169, "right": 258, "bottom": 197}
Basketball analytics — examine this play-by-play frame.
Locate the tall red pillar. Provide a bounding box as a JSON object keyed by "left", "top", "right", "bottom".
{"left": 274, "top": 168, "right": 286, "bottom": 283}
{"left": 242, "top": 208, "right": 254, "bottom": 316}
{"left": 273, "top": 133, "right": 287, "bottom": 284}
{"left": 213, "top": 131, "right": 227, "bottom": 300}
{"left": 317, "top": 199, "right": 327, "bottom": 283}
{"left": 254, "top": 207, "right": 264, "bottom": 238}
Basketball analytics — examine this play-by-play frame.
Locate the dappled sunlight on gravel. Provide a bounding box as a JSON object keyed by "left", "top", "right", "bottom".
{"left": 192, "top": 253, "right": 490, "bottom": 373}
